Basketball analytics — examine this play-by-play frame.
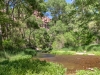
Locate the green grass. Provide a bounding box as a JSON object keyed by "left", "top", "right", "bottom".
{"left": 0, "top": 49, "right": 66, "bottom": 75}
{"left": 9, "top": 52, "right": 32, "bottom": 61}
{"left": 0, "top": 51, "right": 32, "bottom": 62}
{"left": 0, "top": 58, "right": 66, "bottom": 75}
{"left": 0, "top": 48, "right": 37, "bottom": 62}
{"left": 51, "top": 50, "right": 100, "bottom": 56}
{"left": 86, "top": 51, "right": 100, "bottom": 56}
{"left": 76, "top": 68, "right": 100, "bottom": 75}
{"left": 50, "top": 50, "right": 76, "bottom": 55}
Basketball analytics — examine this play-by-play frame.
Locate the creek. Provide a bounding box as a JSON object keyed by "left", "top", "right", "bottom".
{"left": 37, "top": 53, "right": 100, "bottom": 74}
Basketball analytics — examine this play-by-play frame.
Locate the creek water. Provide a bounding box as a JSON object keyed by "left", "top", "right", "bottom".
{"left": 37, "top": 53, "right": 100, "bottom": 74}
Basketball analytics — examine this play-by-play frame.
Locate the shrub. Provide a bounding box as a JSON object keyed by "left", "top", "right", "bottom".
{"left": 3, "top": 40, "right": 13, "bottom": 50}
{"left": 87, "top": 44, "right": 100, "bottom": 51}
{"left": 24, "top": 49, "right": 37, "bottom": 56}
{"left": 0, "top": 51, "right": 5, "bottom": 57}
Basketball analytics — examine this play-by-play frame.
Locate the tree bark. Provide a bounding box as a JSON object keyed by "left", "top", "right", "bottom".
{"left": 0, "top": 25, "right": 2, "bottom": 50}
{"left": 29, "top": 28, "right": 32, "bottom": 46}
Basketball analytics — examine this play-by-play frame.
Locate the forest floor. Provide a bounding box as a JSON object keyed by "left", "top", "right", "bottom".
{"left": 38, "top": 53, "right": 100, "bottom": 75}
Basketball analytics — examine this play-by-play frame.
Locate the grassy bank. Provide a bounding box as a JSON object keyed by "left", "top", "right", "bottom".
{"left": 76, "top": 68, "right": 100, "bottom": 75}
{"left": 50, "top": 45, "right": 100, "bottom": 56}
{"left": 0, "top": 49, "right": 66, "bottom": 75}
{"left": 0, "top": 58, "right": 66, "bottom": 75}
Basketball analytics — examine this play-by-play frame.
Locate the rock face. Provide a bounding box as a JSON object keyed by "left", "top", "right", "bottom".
{"left": 33, "top": 10, "right": 51, "bottom": 29}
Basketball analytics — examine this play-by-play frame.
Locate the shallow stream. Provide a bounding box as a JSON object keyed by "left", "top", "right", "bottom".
{"left": 38, "top": 53, "right": 100, "bottom": 74}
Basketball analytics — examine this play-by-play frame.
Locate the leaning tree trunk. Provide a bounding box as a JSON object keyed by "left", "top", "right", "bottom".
{"left": 0, "top": 25, "right": 2, "bottom": 50}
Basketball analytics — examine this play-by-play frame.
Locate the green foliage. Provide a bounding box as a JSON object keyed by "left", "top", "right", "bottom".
{"left": 64, "top": 32, "right": 75, "bottom": 46}
{"left": 0, "top": 51, "right": 5, "bottom": 57}
{"left": 52, "top": 34, "right": 66, "bottom": 49}
{"left": 3, "top": 40, "right": 13, "bottom": 50}
{"left": 0, "top": 51, "right": 32, "bottom": 62}
{"left": 9, "top": 52, "right": 32, "bottom": 61}
{"left": 0, "top": 58, "right": 66, "bottom": 75}
{"left": 73, "top": 45, "right": 100, "bottom": 52}
{"left": 52, "top": 31, "right": 75, "bottom": 49}
{"left": 25, "top": 0, "right": 47, "bottom": 12}
{"left": 50, "top": 46, "right": 100, "bottom": 55}
{"left": 47, "top": 0, "right": 66, "bottom": 21}
{"left": 32, "top": 28, "right": 51, "bottom": 50}
{"left": 1, "top": 0, "right": 100, "bottom": 54}
{"left": 24, "top": 49, "right": 37, "bottom": 56}
{"left": 87, "top": 44, "right": 100, "bottom": 51}
{"left": 49, "top": 20, "right": 67, "bottom": 35}
{"left": 26, "top": 15, "right": 39, "bottom": 29}
{"left": 2, "top": 39, "right": 25, "bottom": 54}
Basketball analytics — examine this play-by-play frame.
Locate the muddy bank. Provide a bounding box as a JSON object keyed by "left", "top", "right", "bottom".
{"left": 38, "top": 54, "right": 100, "bottom": 74}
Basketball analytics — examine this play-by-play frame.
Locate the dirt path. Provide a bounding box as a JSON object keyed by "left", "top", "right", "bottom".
{"left": 38, "top": 54, "right": 100, "bottom": 74}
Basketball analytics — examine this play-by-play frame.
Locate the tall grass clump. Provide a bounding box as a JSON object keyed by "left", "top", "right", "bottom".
{"left": 0, "top": 48, "right": 37, "bottom": 62}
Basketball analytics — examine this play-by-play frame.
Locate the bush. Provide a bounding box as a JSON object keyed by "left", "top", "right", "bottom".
{"left": 3, "top": 40, "right": 13, "bottom": 50}
{"left": 2, "top": 39, "right": 25, "bottom": 54}
{"left": 87, "top": 44, "right": 100, "bottom": 51}
{"left": 24, "top": 49, "right": 37, "bottom": 56}
{"left": 0, "top": 51, "right": 5, "bottom": 57}
{"left": 0, "top": 58, "right": 66, "bottom": 75}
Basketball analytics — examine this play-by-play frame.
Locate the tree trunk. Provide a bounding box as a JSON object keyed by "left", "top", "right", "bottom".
{"left": 0, "top": 25, "right": 2, "bottom": 50}
{"left": 29, "top": 28, "right": 32, "bottom": 46}
{"left": 5, "top": 0, "right": 9, "bottom": 15}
